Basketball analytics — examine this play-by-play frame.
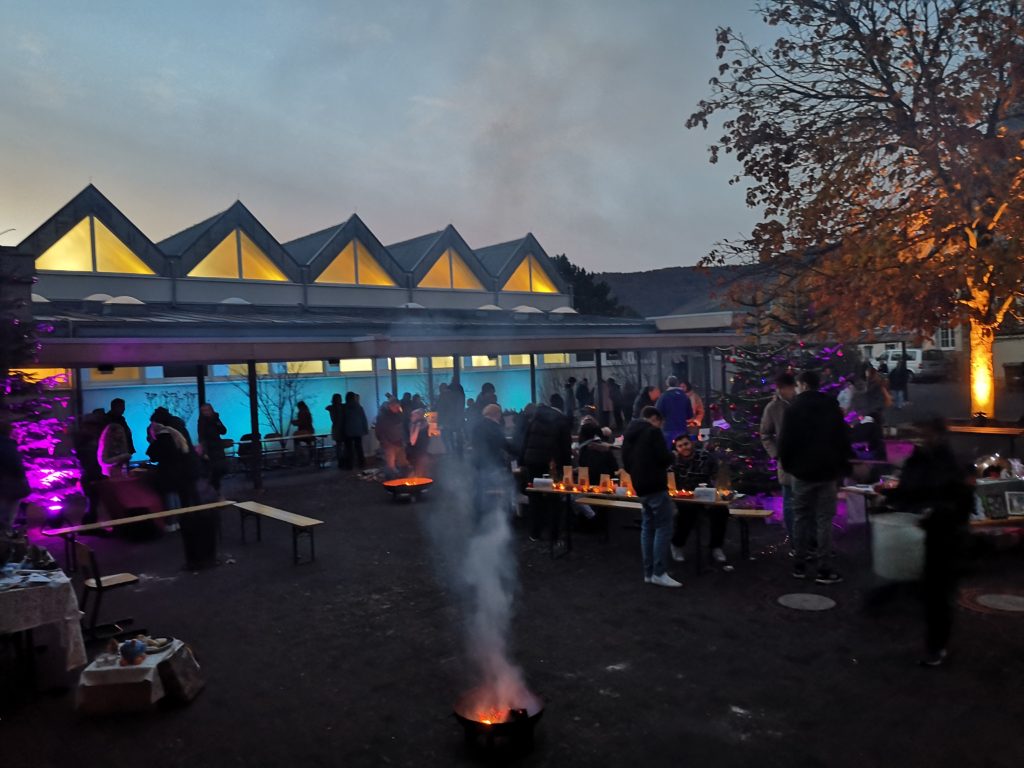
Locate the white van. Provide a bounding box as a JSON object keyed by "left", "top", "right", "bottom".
{"left": 876, "top": 348, "right": 948, "bottom": 381}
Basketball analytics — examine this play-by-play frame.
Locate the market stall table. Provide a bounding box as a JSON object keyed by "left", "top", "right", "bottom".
{"left": 0, "top": 569, "right": 86, "bottom": 671}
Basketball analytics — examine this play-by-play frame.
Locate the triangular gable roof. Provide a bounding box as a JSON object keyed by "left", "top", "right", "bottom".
{"left": 284, "top": 214, "right": 404, "bottom": 286}
{"left": 158, "top": 201, "right": 301, "bottom": 282}
{"left": 476, "top": 232, "right": 567, "bottom": 293}
{"left": 386, "top": 225, "right": 493, "bottom": 289}
{"left": 17, "top": 184, "right": 166, "bottom": 274}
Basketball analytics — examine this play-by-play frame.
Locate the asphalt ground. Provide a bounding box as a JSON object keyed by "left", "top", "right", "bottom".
{"left": 3, "top": 455, "right": 1024, "bottom": 768}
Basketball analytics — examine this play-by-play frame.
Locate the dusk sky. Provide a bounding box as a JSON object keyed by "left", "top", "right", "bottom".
{"left": 0, "top": 1, "right": 771, "bottom": 273}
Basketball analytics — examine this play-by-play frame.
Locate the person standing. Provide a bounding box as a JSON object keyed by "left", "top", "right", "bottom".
{"left": 681, "top": 381, "right": 705, "bottom": 431}
{"left": 575, "top": 378, "right": 592, "bottom": 410}
{"left": 520, "top": 395, "right": 572, "bottom": 542}
{"left": 326, "top": 393, "right": 346, "bottom": 469}
{"left": 623, "top": 407, "right": 681, "bottom": 587}
{"left": 73, "top": 409, "right": 106, "bottom": 524}
{"left": 342, "top": 392, "right": 368, "bottom": 470}
{"left": 375, "top": 398, "right": 407, "bottom": 477}
{"left": 760, "top": 372, "right": 797, "bottom": 550}
{"left": 879, "top": 417, "right": 971, "bottom": 666}
{"left": 471, "top": 403, "right": 514, "bottom": 522}
{"left": 406, "top": 408, "right": 431, "bottom": 476}
{"left": 654, "top": 376, "right": 693, "bottom": 447}
{"left": 888, "top": 357, "right": 910, "bottom": 410}
{"left": 197, "top": 403, "right": 229, "bottom": 499}
{"left": 778, "top": 370, "right": 851, "bottom": 584}
{"left": 563, "top": 377, "right": 578, "bottom": 420}
{"left": 632, "top": 385, "right": 660, "bottom": 419}
{"left": 107, "top": 397, "right": 135, "bottom": 456}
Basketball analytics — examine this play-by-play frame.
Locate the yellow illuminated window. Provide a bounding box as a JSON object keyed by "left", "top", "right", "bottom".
{"left": 90, "top": 367, "right": 141, "bottom": 381}
{"left": 355, "top": 241, "right": 396, "bottom": 286}
{"left": 542, "top": 353, "right": 568, "bottom": 365}
{"left": 315, "top": 240, "right": 397, "bottom": 286}
{"left": 507, "top": 354, "right": 531, "bottom": 366}
{"left": 502, "top": 259, "right": 532, "bottom": 292}
{"left": 94, "top": 218, "right": 154, "bottom": 274}
{"left": 527, "top": 255, "right": 557, "bottom": 292}
{"left": 316, "top": 241, "right": 357, "bottom": 284}
{"left": 189, "top": 232, "right": 240, "bottom": 278}
{"left": 338, "top": 359, "right": 374, "bottom": 373}
{"left": 418, "top": 248, "right": 484, "bottom": 290}
{"left": 36, "top": 218, "right": 93, "bottom": 272}
{"left": 431, "top": 356, "right": 454, "bottom": 369}
{"left": 470, "top": 356, "right": 497, "bottom": 367}
{"left": 12, "top": 368, "right": 71, "bottom": 385}
{"left": 239, "top": 231, "right": 287, "bottom": 281}
{"left": 286, "top": 360, "right": 325, "bottom": 374}
{"left": 188, "top": 230, "right": 288, "bottom": 281}
{"left": 386, "top": 357, "right": 419, "bottom": 371}
{"left": 502, "top": 254, "right": 557, "bottom": 293}
{"left": 227, "top": 363, "right": 270, "bottom": 376}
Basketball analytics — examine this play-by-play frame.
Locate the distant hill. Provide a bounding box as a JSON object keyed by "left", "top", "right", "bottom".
{"left": 596, "top": 265, "right": 749, "bottom": 318}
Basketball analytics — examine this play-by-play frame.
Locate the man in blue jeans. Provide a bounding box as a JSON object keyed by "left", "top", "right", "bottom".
{"left": 622, "top": 406, "right": 682, "bottom": 588}
{"left": 778, "top": 370, "right": 852, "bottom": 584}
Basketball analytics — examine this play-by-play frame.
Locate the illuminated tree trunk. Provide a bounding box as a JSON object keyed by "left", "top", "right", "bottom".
{"left": 969, "top": 319, "right": 995, "bottom": 418}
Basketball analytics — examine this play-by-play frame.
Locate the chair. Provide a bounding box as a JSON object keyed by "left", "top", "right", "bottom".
{"left": 75, "top": 541, "right": 139, "bottom": 639}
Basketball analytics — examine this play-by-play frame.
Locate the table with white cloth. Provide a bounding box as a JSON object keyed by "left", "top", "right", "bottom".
{"left": 76, "top": 639, "right": 186, "bottom": 713}
{"left": 0, "top": 570, "right": 87, "bottom": 671}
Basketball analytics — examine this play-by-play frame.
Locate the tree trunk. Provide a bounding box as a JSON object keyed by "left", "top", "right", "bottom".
{"left": 969, "top": 319, "right": 995, "bottom": 418}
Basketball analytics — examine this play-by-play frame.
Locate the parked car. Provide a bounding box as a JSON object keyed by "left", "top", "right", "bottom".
{"left": 876, "top": 348, "right": 948, "bottom": 381}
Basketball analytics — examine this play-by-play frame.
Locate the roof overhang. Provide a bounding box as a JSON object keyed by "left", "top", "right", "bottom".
{"left": 649, "top": 311, "right": 736, "bottom": 332}
{"left": 36, "top": 330, "right": 744, "bottom": 367}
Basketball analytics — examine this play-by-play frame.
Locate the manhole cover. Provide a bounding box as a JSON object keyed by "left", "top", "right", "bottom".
{"left": 777, "top": 593, "right": 836, "bottom": 611}
{"left": 976, "top": 594, "right": 1024, "bottom": 613}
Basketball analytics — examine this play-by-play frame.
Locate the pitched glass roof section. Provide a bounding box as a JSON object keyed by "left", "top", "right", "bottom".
{"left": 284, "top": 214, "right": 403, "bottom": 287}
{"left": 386, "top": 225, "right": 492, "bottom": 290}
{"left": 159, "top": 200, "right": 300, "bottom": 282}
{"left": 18, "top": 184, "right": 165, "bottom": 275}
{"left": 476, "top": 233, "right": 566, "bottom": 294}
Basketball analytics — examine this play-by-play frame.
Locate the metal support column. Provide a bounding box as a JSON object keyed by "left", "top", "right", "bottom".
{"left": 453, "top": 355, "right": 462, "bottom": 387}
{"left": 426, "top": 357, "right": 435, "bottom": 407}
{"left": 529, "top": 354, "right": 537, "bottom": 403}
{"left": 636, "top": 350, "right": 644, "bottom": 388}
{"left": 594, "top": 350, "right": 604, "bottom": 424}
{"left": 702, "top": 347, "right": 712, "bottom": 400}
{"left": 247, "top": 360, "right": 262, "bottom": 490}
{"left": 656, "top": 350, "right": 664, "bottom": 388}
{"left": 72, "top": 367, "right": 84, "bottom": 418}
{"left": 196, "top": 365, "right": 206, "bottom": 406}
{"left": 389, "top": 357, "right": 399, "bottom": 399}
{"left": 372, "top": 357, "right": 380, "bottom": 408}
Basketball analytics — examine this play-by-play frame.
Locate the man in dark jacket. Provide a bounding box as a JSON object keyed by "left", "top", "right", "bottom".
{"left": 622, "top": 407, "right": 682, "bottom": 587}
{"left": 472, "top": 404, "right": 514, "bottom": 523}
{"left": 778, "top": 370, "right": 852, "bottom": 584}
{"left": 520, "top": 395, "right": 572, "bottom": 541}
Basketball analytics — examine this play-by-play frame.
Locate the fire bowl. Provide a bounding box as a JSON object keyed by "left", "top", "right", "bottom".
{"left": 381, "top": 477, "right": 433, "bottom": 500}
{"left": 452, "top": 690, "right": 544, "bottom": 751}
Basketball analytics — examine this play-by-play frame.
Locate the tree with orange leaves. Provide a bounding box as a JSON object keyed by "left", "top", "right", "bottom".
{"left": 688, "top": 0, "right": 1024, "bottom": 417}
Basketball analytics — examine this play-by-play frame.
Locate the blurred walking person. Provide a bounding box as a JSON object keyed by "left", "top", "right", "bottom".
{"left": 880, "top": 417, "right": 971, "bottom": 666}
{"left": 326, "top": 393, "right": 346, "bottom": 469}
{"left": 655, "top": 376, "right": 693, "bottom": 447}
{"left": 520, "top": 395, "right": 572, "bottom": 542}
{"left": 197, "top": 403, "right": 229, "bottom": 500}
{"left": 760, "top": 373, "right": 797, "bottom": 551}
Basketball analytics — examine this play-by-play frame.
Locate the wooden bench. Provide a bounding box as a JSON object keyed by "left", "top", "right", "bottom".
{"left": 42, "top": 501, "right": 237, "bottom": 571}
{"left": 575, "top": 494, "right": 772, "bottom": 562}
{"left": 233, "top": 501, "right": 323, "bottom": 564}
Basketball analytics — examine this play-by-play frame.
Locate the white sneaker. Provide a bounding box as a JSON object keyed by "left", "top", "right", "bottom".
{"left": 644, "top": 575, "right": 652, "bottom": 584}
{"left": 650, "top": 573, "right": 682, "bottom": 588}
{"left": 711, "top": 548, "right": 727, "bottom": 564}
{"left": 670, "top": 545, "right": 686, "bottom": 562}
